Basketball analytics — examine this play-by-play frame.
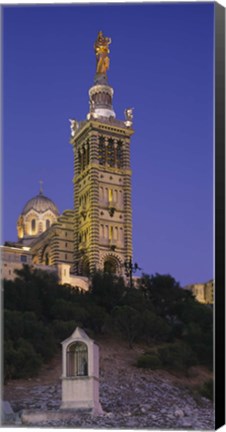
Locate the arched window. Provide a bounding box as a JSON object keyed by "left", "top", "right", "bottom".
{"left": 31, "top": 219, "right": 36, "bottom": 233}
{"left": 66, "top": 342, "right": 88, "bottom": 377}
{"left": 45, "top": 253, "right": 49, "bottom": 265}
{"left": 104, "top": 259, "right": 117, "bottom": 274}
{"left": 46, "top": 219, "right": 50, "bottom": 229}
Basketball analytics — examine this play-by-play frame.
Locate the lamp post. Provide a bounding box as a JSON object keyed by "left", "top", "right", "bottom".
{"left": 124, "top": 257, "right": 141, "bottom": 288}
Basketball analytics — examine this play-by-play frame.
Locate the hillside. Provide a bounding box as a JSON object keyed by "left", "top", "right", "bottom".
{"left": 4, "top": 336, "right": 214, "bottom": 429}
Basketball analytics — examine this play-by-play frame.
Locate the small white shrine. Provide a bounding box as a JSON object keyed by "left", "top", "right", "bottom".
{"left": 60, "top": 327, "right": 103, "bottom": 415}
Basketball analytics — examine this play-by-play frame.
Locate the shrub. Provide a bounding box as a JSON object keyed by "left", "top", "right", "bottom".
{"left": 85, "top": 305, "right": 109, "bottom": 333}
{"left": 199, "top": 379, "right": 214, "bottom": 401}
{"left": 136, "top": 353, "right": 162, "bottom": 369}
{"left": 4, "top": 338, "right": 42, "bottom": 380}
{"left": 158, "top": 341, "right": 197, "bottom": 371}
{"left": 141, "top": 310, "right": 171, "bottom": 343}
{"left": 51, "top": 320, "right": 78, "bottom": 342}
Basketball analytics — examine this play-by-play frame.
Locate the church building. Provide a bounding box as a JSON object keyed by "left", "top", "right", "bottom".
{"left": 2, "top": 32, "right": 134, "bottom": 285}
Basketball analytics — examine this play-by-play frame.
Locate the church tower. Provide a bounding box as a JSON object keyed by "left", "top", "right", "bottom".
{"left": 70, "top": 32, "right": 134, "bottom": 275}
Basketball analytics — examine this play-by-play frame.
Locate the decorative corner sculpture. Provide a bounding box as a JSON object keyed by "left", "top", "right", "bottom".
{"left": 69, "top": 119, "right": 79, "bottom": 137}
{"left": 124, "top": 108, "right": 134, "bottom": 127}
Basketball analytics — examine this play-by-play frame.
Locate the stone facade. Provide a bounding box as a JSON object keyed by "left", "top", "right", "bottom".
{"left": 30, "top": 210, "right": 74, "bottom": 267}
{"left": 185, "top": 280, "right": 214, "bottom": 305}
{"left": 1, "top": 244, "right": 33, "bottom": 280}
{"left": 1, "top": 245, "right": 89, "bottom": 291}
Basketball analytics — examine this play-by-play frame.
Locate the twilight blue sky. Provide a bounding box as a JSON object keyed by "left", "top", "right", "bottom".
{"left": 2, "top": 3, "right": 214, "bottom": 286}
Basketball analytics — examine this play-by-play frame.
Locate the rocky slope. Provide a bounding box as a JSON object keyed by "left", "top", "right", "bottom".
{"left": 3, "top": 337, "right": 214, "bottom": 429}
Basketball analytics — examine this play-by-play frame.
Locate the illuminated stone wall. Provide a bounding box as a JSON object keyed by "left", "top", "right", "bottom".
{"left": 70, "top": 118, "right": 133, "bottom": 275}
{"left": 30, "top": 210, "right": 74, "bottom": 267}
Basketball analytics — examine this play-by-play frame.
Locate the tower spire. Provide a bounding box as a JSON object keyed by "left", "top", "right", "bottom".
{"left": 39, "top": 179, "right": 43, "bottom": 195}
{"left": 87, "top": 31, "right": 115, "bottom": 120}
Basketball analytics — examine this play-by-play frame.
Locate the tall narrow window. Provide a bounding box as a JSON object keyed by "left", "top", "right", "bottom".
{"left": 46, "top": 219, "right": 50, "bottom": 229}
{"left": 117, "top": 141, "right": 123, "bottom": 168}
{"left": 115, "top": 226, "right": 118, "bottom": 240}
{"left": 99, "top": 136, "right": 105, "bottom": 165}
{"left": 105, "top": 225, "right": 109, "bottom": 239}
{"left": 110, "top": 226, "right": 113, "bottom": 240}
{"left": 86, "top": 141, "right": 90, "bottom": 166}
{"left": 45, "top": 253, "right": 49, "bottom": 265}
{"left": 107, "top": 138, "right": 115, "bottom": 167}
{"left": 109, "top": 189, "right": 113, "bottom": 203}
{"left": 31, "top": 219, "right": 36, "bottom": 233}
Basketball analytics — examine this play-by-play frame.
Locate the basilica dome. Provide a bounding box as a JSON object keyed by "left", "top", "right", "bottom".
{"left": 21, "top": 192, "right": 59, "bottom": 216}
{"left": 17, "top": 188, "right": 59, "bottom": 246}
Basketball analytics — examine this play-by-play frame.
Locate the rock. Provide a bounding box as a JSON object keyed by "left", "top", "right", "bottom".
{"left": 160, "top": 408, "right": 167, "bottom": 414}
{"left": 181, "top": 418, "right": 193, "bottom": 427}
{"left": 2, "top": 400, "right": 16, "bottom": 424}
{"left": 167, "top": 413, "right": 175, "bottom": 419}
{"left": 105, "top": 412, "right": 113, "bottom": 418}
{"left": 174, "top": 408, "right": 184, "bottom": 417}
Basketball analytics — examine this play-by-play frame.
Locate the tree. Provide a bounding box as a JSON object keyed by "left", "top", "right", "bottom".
{"left": 89, "top": 271, "right": 126, "bottom": 312}
{"left": 139, "top": 273, "right": 194, "bottom": 319}
{"left": 141, "top": 309, "right": 171, "bottom": 343}
{"left": 112, "top": 305, "right": 141, "bottom": 348}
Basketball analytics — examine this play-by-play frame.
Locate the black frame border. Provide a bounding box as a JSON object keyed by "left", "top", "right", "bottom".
{"left": 215, "top": 2, "right": 225, "bottom": 429}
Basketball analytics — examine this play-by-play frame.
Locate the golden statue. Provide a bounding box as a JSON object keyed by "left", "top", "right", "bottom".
{"left": 94, "top": 31, "right": 111, "bottom": 74}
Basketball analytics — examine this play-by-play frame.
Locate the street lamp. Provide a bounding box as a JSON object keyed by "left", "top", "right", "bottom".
{"left": 124, "top": 257, "right": 141, "bottom": 288}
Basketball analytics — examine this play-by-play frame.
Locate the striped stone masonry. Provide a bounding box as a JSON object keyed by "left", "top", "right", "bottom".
{"left": 73, "top": 147, "right": 80, "bottom": 273}
{"left": 88, "top": 134, "right": 100, "bottom": 272}
{"left": 71, "top": 87, "right": 134, "bottom": 275}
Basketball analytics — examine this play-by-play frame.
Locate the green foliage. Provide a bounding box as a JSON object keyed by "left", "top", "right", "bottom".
{"left": 4, "top": 338, "right": 42, "bottom": 380}
{"left": 119, "top": 287, "right": 151, "bottom": 312}
{"left": 51, "top": 320, "right": 78, "bottom": 342}
{"left": 136, "top": 353, "right": 162, "bottom": 369}
{"left": 3, "top": 267, "right": 213, "bottom": 380}
{"left": 50, "top": 299, "right": 88, "bottom": 323}
{"left": 158, "top": 342, "right": 197, "bottom": 371}
{"left": 89, "top": 271, "right": 126, "bottom": 312}
{"left": 141, "top": 309, "right": 171, "bottom": 343}
{"left": 4, "top": 309, "right": 57, "bottom": 362}
{"left": 112, "top": 305, "right": 141, "bottom": 348}
{"left": 85, "top": 305, "right": 109, "bottom": 333}
{"left": 199, "top": 379, "right": 214, "bottom": 401}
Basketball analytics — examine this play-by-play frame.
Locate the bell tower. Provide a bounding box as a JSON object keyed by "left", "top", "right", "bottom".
{"left": 70, "top": 31, "right": 134, "bottom": 275}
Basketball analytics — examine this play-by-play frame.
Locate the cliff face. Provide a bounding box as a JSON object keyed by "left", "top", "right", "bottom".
{"left": 4, "top": 337, "right": 214, "bottom": 429}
